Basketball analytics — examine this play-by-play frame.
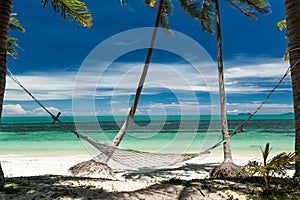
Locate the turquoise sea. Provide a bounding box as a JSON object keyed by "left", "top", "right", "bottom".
{"left": 0, "top": 114, "right": 296, "bottom": 157}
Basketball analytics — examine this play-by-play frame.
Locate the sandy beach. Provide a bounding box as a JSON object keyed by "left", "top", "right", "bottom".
{"left": 0, "top": 151, "right": 297, "bottom": 199}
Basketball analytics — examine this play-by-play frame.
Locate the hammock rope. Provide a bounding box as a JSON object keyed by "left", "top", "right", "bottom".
{"left": 6, "top": 56, "right": 296, "bottom": 168}
{"left": 201, "top": 58, "right": 299, "bottom": 154}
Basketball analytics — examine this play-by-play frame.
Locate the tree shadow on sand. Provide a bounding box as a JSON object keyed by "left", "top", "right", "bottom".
{"left": 123, "top": 162, "right": 219, "bottom": 180}
{"left": 1, "top": 162, "right": 298, "bottom": 199}
{"left": 0, "top": 163, "right": 216, "bottom": 199}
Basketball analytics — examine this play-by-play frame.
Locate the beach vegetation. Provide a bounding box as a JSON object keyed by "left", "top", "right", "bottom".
{"left": 161, "top": 176, "right": 300, "bottom": 199}
{"left": 245, "top": 143, "right": 300, "bottom": 194}
{"left": 0, "top": 184, "right": 28, "bottom": 195}
{"left": 283, "top": 0, "right": 300, "bottom": 178}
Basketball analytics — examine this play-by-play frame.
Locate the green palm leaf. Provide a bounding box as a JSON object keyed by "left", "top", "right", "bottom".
{"left": 9, "top": 13, "right": 25, "bottom": 33}
{"left": 7, "top": 38, "right": 20, "bottom": 59}
{"left": 200, "top": 0, "right": 215, "bottom": 34}
{"left": 224, "top": 0, "right": 270, "bottom": 19}
{"left": 145, "top": 0, "right": 158, "bottom": 8}
{"left": 7, "top": 14, "right": 25, "bottom": 59}
{"left": 41, "top": 0, "right": 92, "bottom": 27}
{"left": 277, "top": 19, "right": 286, "bottom": 31}
{"left": 143, "top": 0, "right": 173, "bottom": 35}
{"left": 178, "top": 0, "right": 202, "bottom": 19}
{"left": 160, "top": 0, "right": 173, "bottom": 33}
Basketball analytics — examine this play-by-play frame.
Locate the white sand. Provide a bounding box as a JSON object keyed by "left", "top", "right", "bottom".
{"left": 0, "top": 152, "right": 296, "bottom": 199}
{"left": 0, "top": 152, "right": 294, "bottom": 179}
{"left": 0, "top": 154, "right": 91, "bottom": 177}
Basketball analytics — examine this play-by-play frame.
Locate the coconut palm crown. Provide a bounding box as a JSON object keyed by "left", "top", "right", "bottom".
{"left": 184, "top": 0, "right": 271, "bottom": 34}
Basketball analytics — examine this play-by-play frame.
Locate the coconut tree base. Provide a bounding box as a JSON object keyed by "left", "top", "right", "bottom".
{"left": 69, "top": 159, "right": 114, "bottom": 179}
{"left": 210, "top": 162, "right": 246, "bottom": 178}
{"left": 0, "top": 162, "right": 4, "bottom": 189}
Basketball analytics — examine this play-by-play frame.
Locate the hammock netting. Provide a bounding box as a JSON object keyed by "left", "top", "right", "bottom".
{"left": 77, "top": 133, "right": 199, "bottom": 169}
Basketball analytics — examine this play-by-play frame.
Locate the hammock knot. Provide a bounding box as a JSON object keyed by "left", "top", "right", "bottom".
{"left": 52, "top": 112, "right": 61, "bottom": 124}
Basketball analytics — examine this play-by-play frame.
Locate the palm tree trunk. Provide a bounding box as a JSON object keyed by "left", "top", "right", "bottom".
{"left": 112, "top": 0, "right": 164, "bottom": 146}
{"left": 214, "top": 0, "right": 233, "bottom": 163}
{"left": 0, "top": 163, "right": 3, "bottom": 189}
{"left": 284, "top": 0, "right": 300, "bottom": 178}
{"left": 0, "top": 0, "right": 12, "bottom": 188}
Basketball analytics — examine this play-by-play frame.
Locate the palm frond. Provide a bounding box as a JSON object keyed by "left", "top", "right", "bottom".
{"left": 277, "top": 19, "right": 286, "bottom": 31}
{"left": 200, "top": 0, "right": 215, "bottom": 34}
{"left": 8, "top": 14, "right": 25, "bottom": 59}
{"left": 160, "top": 0, "right": 174, "bottom": 35}
{"left": 143, "top": 0, "right": 174, "bottom": 35}
{"left": 225, "top": 0, "right": 271, "bottom": 19}
{"left": 145, "top": 0, "right": 157, "bottom": 8}
{"left": 40, "top": 0, "right": 92, "bottom": 27}
{"left": 7, "top": 38, "right": 19, "bottom": 59}
{"left": 178, "top": 0, "right": 202, "bottom": 19}
{"left": 9, "top": 13, "right": 25, "bottom": 33}
{"left": 261, "top": 142, "right": 272, "bottom": 166}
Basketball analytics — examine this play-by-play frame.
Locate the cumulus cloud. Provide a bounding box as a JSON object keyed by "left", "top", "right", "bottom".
{"left": 3, "top": 104, "right": 61, "bottom": 116}
{"left": 32, "top": 107, "right": 60, "bottom": 116}
{"left": 3, "top": 104, "right": 31, "bottom": 115}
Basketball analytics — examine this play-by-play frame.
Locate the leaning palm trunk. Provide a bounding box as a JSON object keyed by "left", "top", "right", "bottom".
{"left": 284, "top": 0, "right": 300, "bottom": 178}
{"left": 210, "top": 0, "right": 243, "bottom": 178}
{"left": 0, "top": 0, "right": 13, "bottom": 188}
{"left": 112, "top": 0, "right": 164, "bottom": 146}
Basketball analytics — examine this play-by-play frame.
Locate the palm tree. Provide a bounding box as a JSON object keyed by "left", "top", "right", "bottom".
{"left": 284, "top": 0, "right": 300, "bottom": 178}
{"left": 0, "top": 0, "right": 13, "bottom": 189}
{"left": 111, "top": 1, "right": 269, "bottom": 172}
{"left": 0, "top": 163, "right": 3, "bottom": 189}
{"left": 112, "top": 0, "right": 172, "bottom": 146}
{"left": 0, "top": 0, "right": 92, "bottom": 189}
{"left": 199, "top": 0, "right": 270, "bottom": 177}
{"left": 0, "top": 15, "right": 25, "bottom": 189}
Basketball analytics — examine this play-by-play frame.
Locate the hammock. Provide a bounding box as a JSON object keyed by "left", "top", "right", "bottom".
{"left": 6, "top": 62, "right": 293, "bottom": 169}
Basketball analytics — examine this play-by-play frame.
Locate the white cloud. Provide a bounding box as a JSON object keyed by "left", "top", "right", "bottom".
{"left": 3, "top": 104, "right": 31, "bottom": 115}
{"left": 227, "top": 109, "right": 239, "bottom": 114}
{"left": 225, "top": 59, "right": 289, "bottom": 78}
{"left": 3, "top": 104, "right": 61, "bottom": 116}
{"left": 5, "top": 70, "right": 76, "bottom": 101}
{"left": 32, "top": 107, "right": 60, "bottom": 116}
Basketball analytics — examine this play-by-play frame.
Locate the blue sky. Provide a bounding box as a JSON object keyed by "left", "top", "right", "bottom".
{"left": 4, "top": 0, "right": 292, "bottom": 117}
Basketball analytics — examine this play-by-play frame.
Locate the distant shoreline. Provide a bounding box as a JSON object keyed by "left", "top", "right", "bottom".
{"left": 1, "top": 114, "right": 295, "bottom": 124}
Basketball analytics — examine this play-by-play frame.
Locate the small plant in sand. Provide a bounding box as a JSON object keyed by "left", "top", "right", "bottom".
{"left": 245, "top": 143, "right": 300, "bottom": 191}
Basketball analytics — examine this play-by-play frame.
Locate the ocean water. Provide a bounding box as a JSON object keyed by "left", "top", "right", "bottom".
{"left": 0, "top": 114, "right": 296, "bottom": 157}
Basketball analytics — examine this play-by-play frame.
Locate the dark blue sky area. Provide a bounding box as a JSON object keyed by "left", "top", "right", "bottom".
{"left": 8, "top": 0, "right": 286, "bottom": 72}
